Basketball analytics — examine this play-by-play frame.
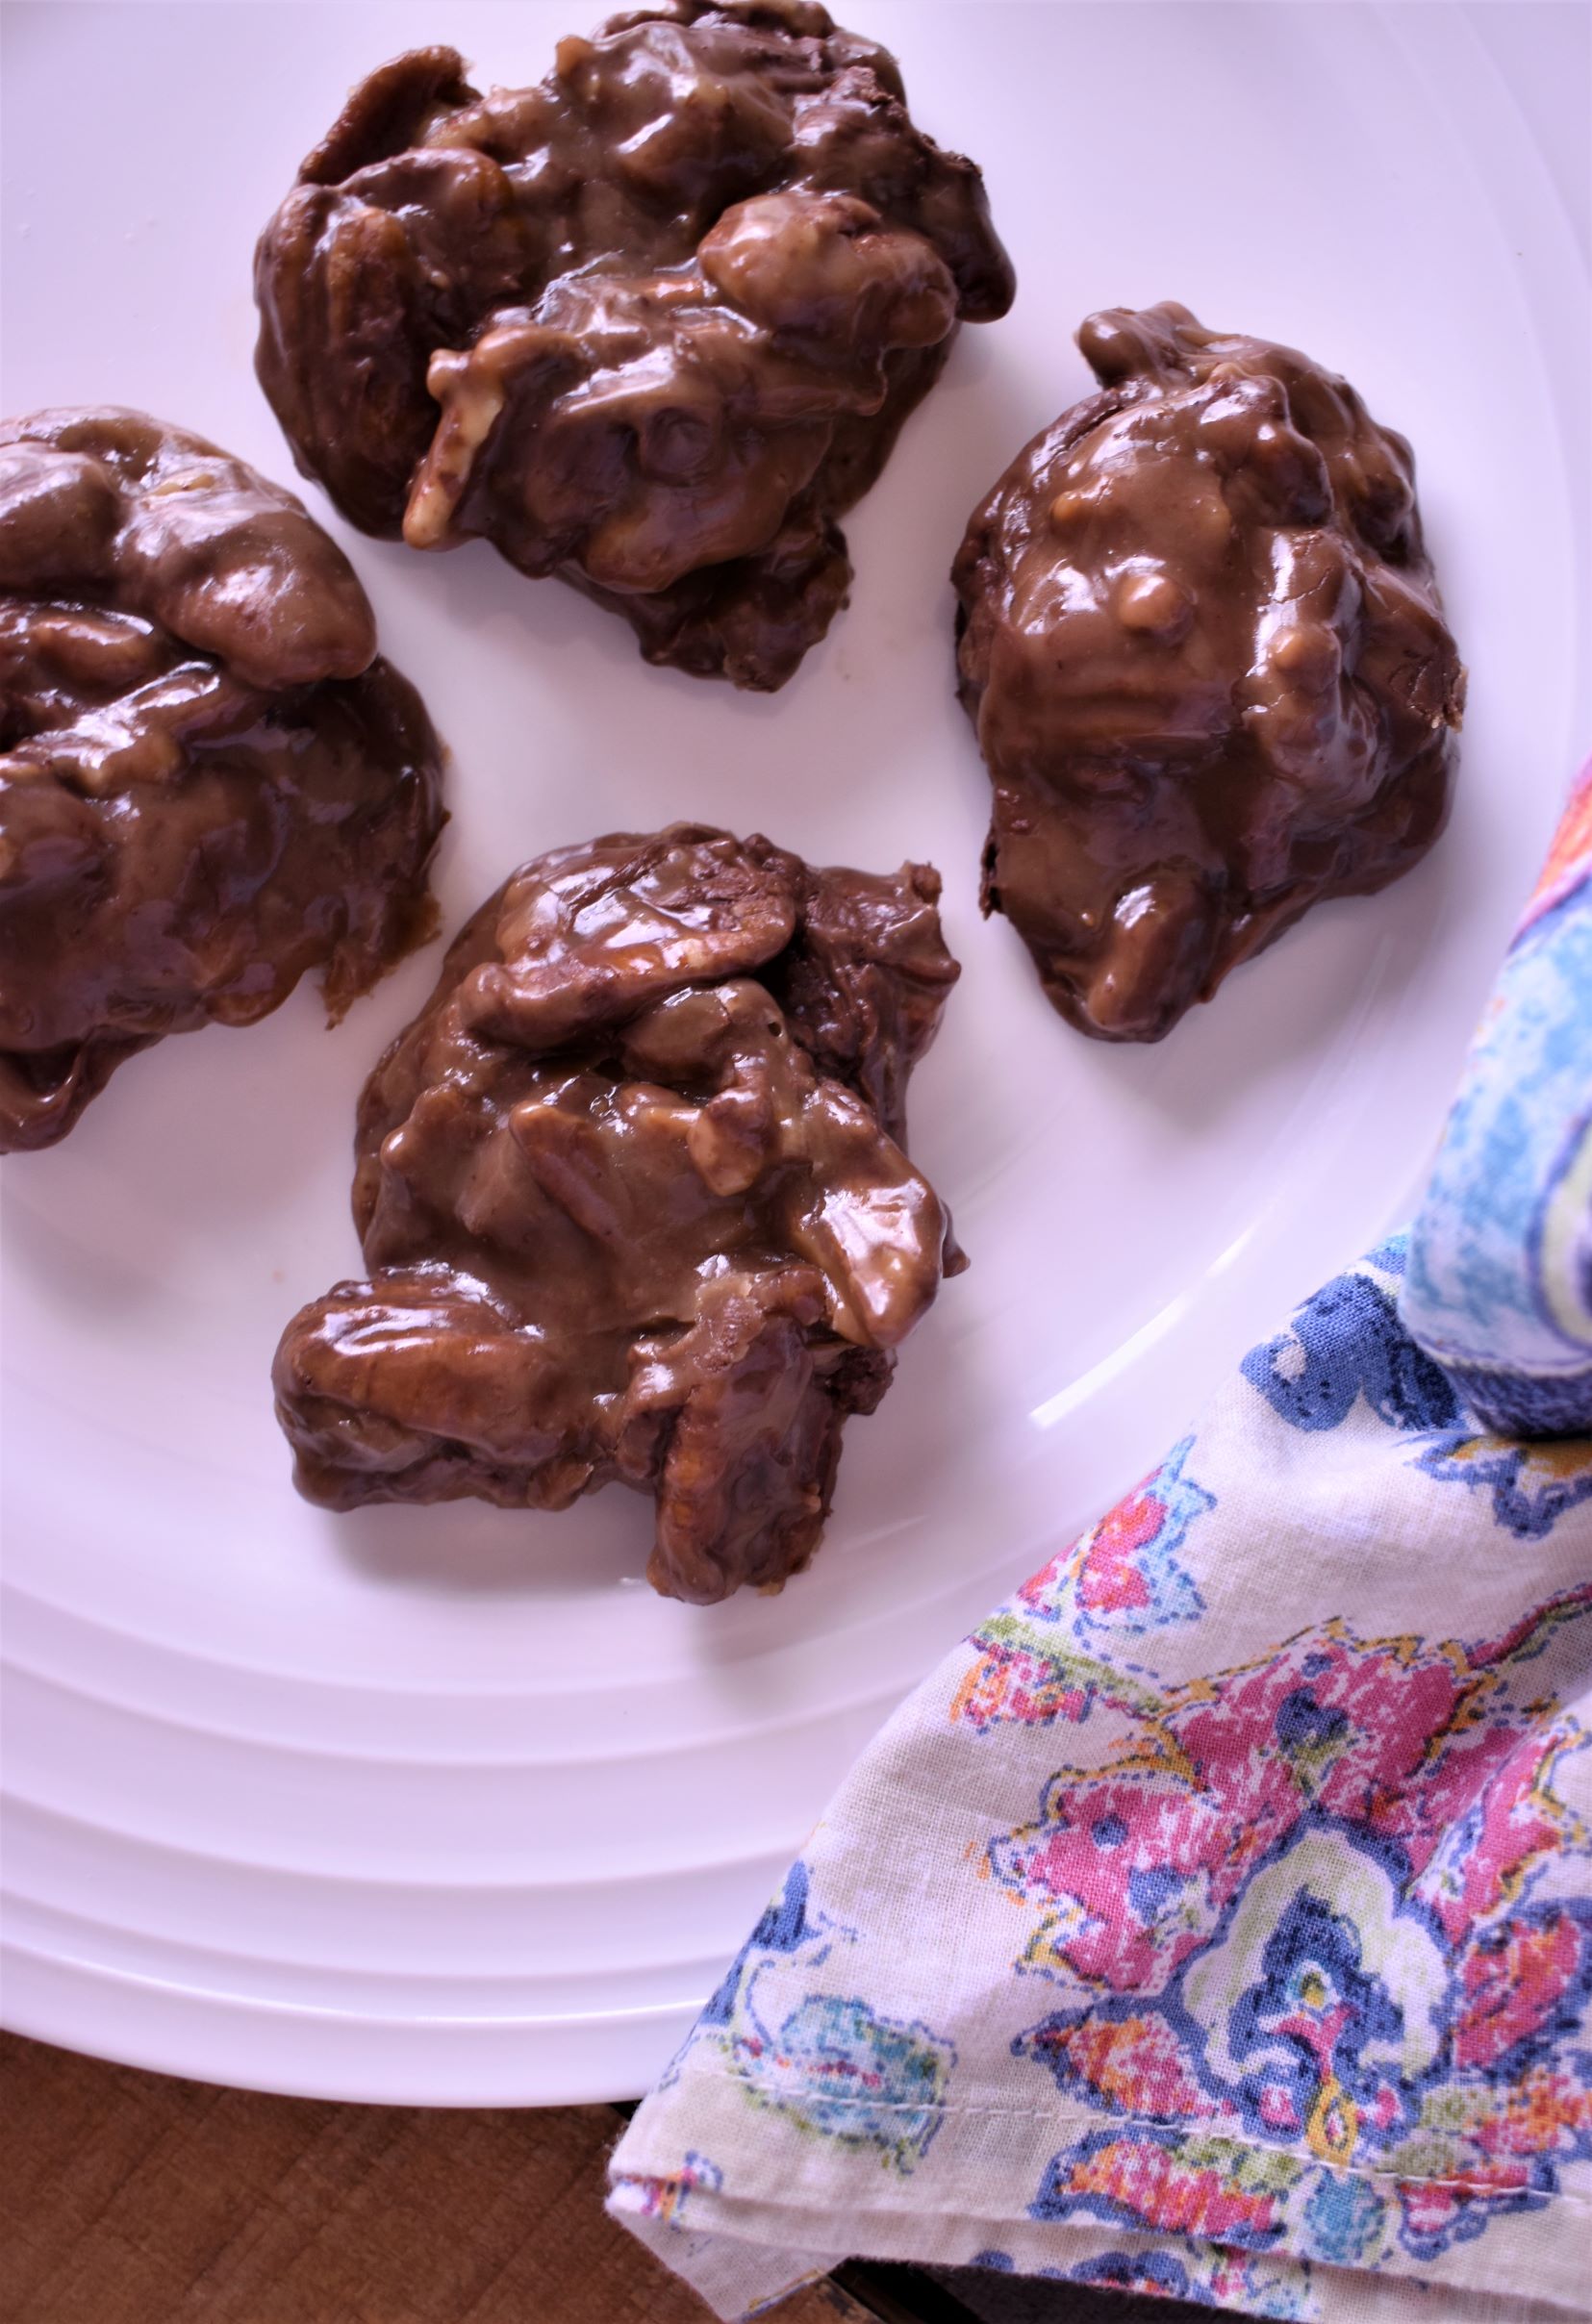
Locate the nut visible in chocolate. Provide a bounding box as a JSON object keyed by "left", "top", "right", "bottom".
{"left": 0, "top": 408, "right": 445, "bottom": 1152}
{"left": 272, "top": 823, "right": 963, "bottom": 1604}
{"left": 953, "top": 302, "right": 1465, "bottom": 1042}
{"left": 255, "top": 2, "right": 1014, "bottom": 693}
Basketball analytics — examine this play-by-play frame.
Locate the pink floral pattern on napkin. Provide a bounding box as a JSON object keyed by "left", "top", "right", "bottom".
{"left": 612, "top": 1240, "right": 1592, "bottom": 2322}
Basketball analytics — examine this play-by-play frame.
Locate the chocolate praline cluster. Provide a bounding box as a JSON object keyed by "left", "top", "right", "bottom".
{"left": 255, "top": 0, "right": 1013, "bottom": 691}
{"left": 273, "top": 822, "right": 962, "bottom": 1603}
{"left": 0, "top": 408, "right": 444, "bottom": 1151}
{"left": 954, "top": 302, "right": 1465, "bottom": 1041}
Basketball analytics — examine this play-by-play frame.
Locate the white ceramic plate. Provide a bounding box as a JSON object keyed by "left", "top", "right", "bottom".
{"left": 2, "top": 2, "right": 1588, "bottom": 2104}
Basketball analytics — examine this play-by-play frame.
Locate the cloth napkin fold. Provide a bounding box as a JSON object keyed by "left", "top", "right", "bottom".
{"left": 608, "top": 764, "right": 1592, "bottom": 2324}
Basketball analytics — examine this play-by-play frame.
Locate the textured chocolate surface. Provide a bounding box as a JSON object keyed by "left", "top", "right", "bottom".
{"left": 255, "top": 1, "right": 1012, "bottom": 691}
{"left": 0, "top": 410, "right": 444, "bottom": 1153}
{"left": 273, "top": 823, "right": 961, "bottom": 1603}
{"left": 954, "top": 303, "right": 1465, "bottom": 1042}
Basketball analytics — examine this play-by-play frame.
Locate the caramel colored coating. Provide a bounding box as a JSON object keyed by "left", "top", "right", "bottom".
{"left": 273, "top": 824, "right": 962, "bottom": 1604}
{"left": 0, "top": 410, "right": 445, "bottom": 1152}
{"left": 954, "top": 303, "right": 1465, "bottom": 1041}
{"left": 255, "top": 2, "right": 1013, "bottom": 691}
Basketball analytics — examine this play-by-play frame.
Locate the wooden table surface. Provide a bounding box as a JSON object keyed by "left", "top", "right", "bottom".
{"left": 0, "top": 2033, "right": 1203, "bottom": 2324}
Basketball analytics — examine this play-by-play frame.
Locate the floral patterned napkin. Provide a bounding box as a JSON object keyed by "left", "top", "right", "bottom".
{"left": 607, "top": 764, "right": 1592, "bottom": 2324}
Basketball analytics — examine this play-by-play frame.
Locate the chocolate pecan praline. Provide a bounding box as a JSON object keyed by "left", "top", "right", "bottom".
{"left": 273, "top": 823, "right": 962, "bottom": 1604}
{"left": 954, "top": 303, "right": 1465, "bottom": 1043}
{"left": 255, "top": 1, "right": 1013, "bottom": 692}
{"left": 0, "top": 408, "right": 444, "bottom": 1153}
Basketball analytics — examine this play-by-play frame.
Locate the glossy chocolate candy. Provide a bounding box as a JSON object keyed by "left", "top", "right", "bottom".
{"left": 0, "top": 408, "right": 444, "bottom": 1151}
{"left": 256, "top": 3, "right": 1013, "bottom": 690}
{"left": 274, "top": 823, "right": 963, "bottom": 1603}
{"left": 954, "top": 303, "right": 1464, "bottom": 1041}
